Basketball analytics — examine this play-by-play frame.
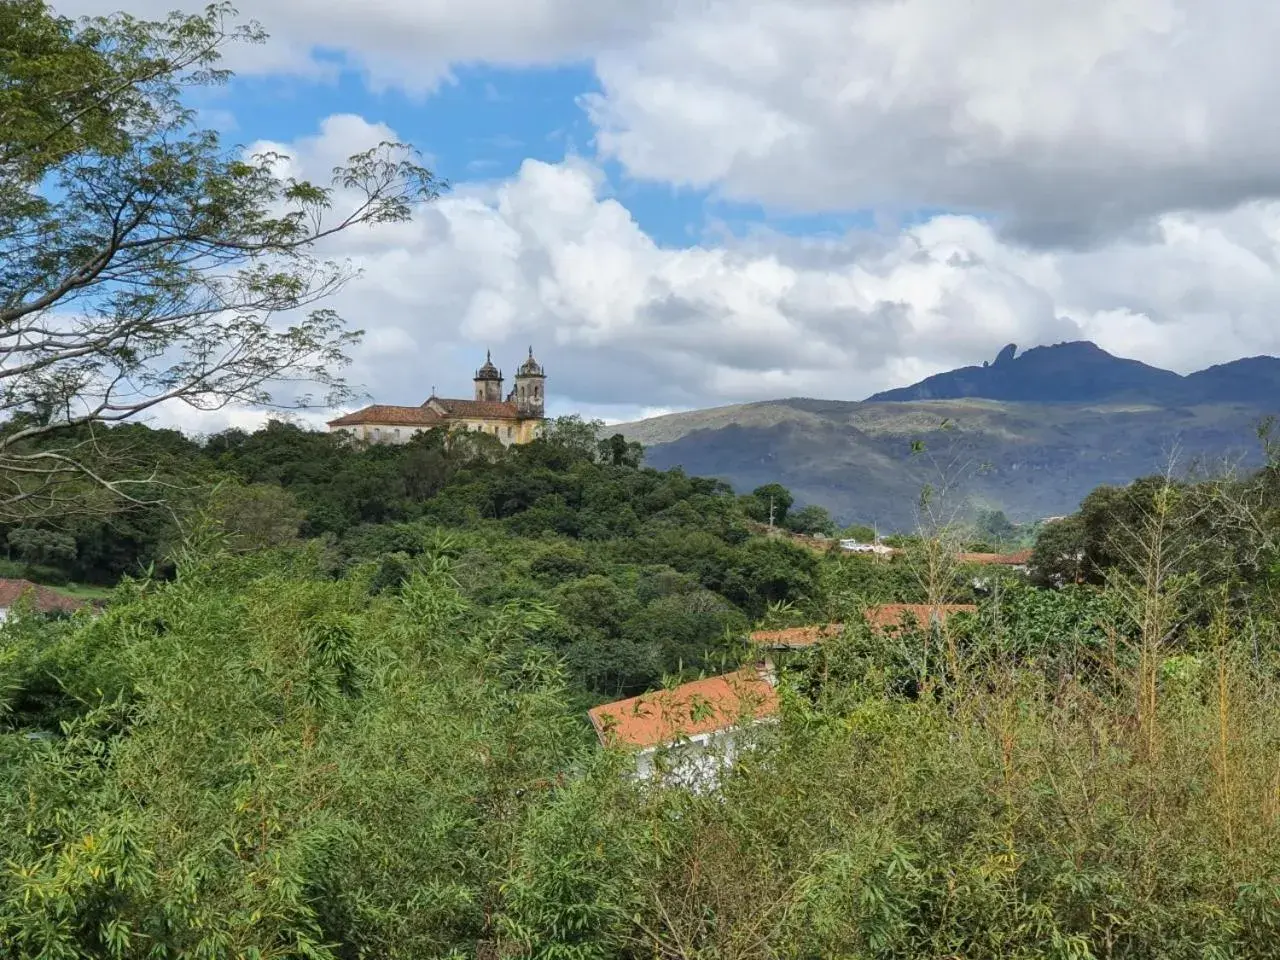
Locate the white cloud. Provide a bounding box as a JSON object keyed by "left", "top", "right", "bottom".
{"left": 59, "top": 0, "right": 657, "bottom": 92}
{"left": 184, "top": 113, "right": 1280, "bottom": 440}
{"left": 586, "top": 0, "right": 1280, "bottom": 242}
{"left": 63, "top": 0, "right": 1280, "bottom": 245}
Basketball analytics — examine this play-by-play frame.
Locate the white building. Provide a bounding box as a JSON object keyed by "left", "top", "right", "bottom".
{"left": 839, "top": 539, "right": 895, "bottom": 555}
{"left": 587, "top": 668, "right": 779, "bottom": 790}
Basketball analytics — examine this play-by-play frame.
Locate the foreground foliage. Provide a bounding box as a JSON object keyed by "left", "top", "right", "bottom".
{"left": 4, "top": 527, "right": 1280, "bottom": 957}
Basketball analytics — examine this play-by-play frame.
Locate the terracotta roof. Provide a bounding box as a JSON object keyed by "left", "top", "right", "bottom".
{"left": 750, "top": 605, "right": 977, "bottom": 650}
{"left": 864, "top": 603, "right": 976, "bottom": 631}
{"left": 588, "top": 669, "right": 779, "bottom": 749}
{"left": 956, "top": 549, "right": 1034, "bottom": 566}
{"left": 0, "top": 579, "right": 89, "bottom": 615}
{"left": 327, "top": 404, "right": 444, "bottom": 427}
{"left": 750, "top": 623, "right": 844, "bottom": 649}
{"left": 995, "top": 549, "right": 1034, "bottom": 565}
{"left": 428, "top": 397, "right": 524, "bottom": 419}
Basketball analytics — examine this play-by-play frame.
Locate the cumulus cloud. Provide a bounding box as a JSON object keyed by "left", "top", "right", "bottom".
{"left": 175, "top": 114, "right": 1280, "bottom": 436}
{"left": 59, "top": 0, "right": 660, "bottom": 92}
{"left": 587, "top": 0, "right": 1280, "bottom": 243}
{"left": 65, "top": 0, "right": 1280, "bottom": 244}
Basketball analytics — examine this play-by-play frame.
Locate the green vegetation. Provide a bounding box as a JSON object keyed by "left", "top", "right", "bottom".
{"left": 7, "top": 4, "right": 1280, "bottom": 957}
{"left": 2, "top": 410, "right": 1280, "bottom": 957}
{"left": 0, "top": 0, "right": 436, "bottom": 522}
{"left": 616, "top": 396, "right": 1277, "bottom": 529}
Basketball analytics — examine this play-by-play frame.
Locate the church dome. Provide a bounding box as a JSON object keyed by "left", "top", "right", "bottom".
{"left": 474, "top": 350, "right": 502, "bottom": 381}
{"left": 517, "top": 346, "right": 544, "bottom": 378}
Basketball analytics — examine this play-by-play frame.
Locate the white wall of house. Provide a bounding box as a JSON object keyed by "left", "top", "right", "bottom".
{"left": 629, "top": 721, "right": 776, "bottom": 792}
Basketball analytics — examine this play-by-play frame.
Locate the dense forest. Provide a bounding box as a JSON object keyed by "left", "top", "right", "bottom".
{"left": 5, "top": 411, "right": 1280, "bottom": 957}
{"left": 0, "top": 415, "right": 975, "bottom": 700}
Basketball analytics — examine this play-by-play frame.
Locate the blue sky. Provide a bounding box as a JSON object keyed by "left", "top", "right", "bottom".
{"left": 202, "top": 61, "right": 882, "bottom": 253}
{"left": 63, "top": 0, "right": 1280, "bottom": 431}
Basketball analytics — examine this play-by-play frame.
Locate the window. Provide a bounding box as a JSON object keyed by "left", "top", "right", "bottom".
{"left": 394, "top": 428, "right": 401, "bottom": 438}
{"left": 506, "top": 426, "right": 513, "bottom": 438}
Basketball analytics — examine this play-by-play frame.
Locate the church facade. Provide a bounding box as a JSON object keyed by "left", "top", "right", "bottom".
{"left": 327, "top": 348, "right": 547, "bottom": 446}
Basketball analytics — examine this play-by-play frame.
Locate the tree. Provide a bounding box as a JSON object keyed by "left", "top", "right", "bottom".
{"left": 785, "top": 504, "right": 835, "bottom": 536}
{"left": 0, "top": 2, "right": 438, "bottom": 520}
{"left": 840, "top": 523, "right": 878, "bottom": 543}
{"left": 6, "top": 526, "right": 76, "bottom": 566}
{"left": 741, "top": 483, "right": 794, "bottom": 526}
{"left": 753, "top": 484, "right": 794, "bottom": 523}
{"left": 542, "top": 415, "right": 603, "bottom": 461}
{"left": 597, "top": 433, "right": 643, "bottom": 468}
{"left": 208, "top": 482, "right": 306, "bottom": 553}
{"left": 974, "top": 508, "right": 1018, "bottom": 547}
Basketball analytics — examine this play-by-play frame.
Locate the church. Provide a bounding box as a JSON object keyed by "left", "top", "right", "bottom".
{"left": 327, "top": 348, "right": 547, "bottom": 446}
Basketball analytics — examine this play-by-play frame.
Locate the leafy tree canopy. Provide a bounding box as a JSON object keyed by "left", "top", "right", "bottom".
{"left": 0, "top": 1, "right": 437, "bottom": 520}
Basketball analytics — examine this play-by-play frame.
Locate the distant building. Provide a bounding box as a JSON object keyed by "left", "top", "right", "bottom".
{"left": 748, "top": 604, "right": 978, "bottom": 651}
{"left": 957, "top": 549, "right": 1034, "bottom": 572}
{"left": 587, "top": 669, "right": 779, "bottom": 789}
{"left": 0, "top": 579, "right": 91, "bottom": 622}
{"left": 839, "top": 539, "right": 896, "bottom": 555}
{"left": 327, "top": 347, "right": 547, "bottom": 446}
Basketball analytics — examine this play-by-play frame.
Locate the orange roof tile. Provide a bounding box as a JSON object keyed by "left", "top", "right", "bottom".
{"left": 427, "top": 398, "right": 524, "bottom": 419}
{"left": 749, "top": 605, "right": 977, "bottom": 649}
{"left": 588, "top": 669, "right": 779, "bottom": 749}
{"left": 955, "top": 552, "right": 1002, "bottom": 565}
{"left": 995, "top": 549, "right": 1034, "bottom": 565}
{"left": 863, "top": 603, "right": 976, "bottom": 631}
{"left": 327, "top": 404, "right": 445, "bottom": 427}
{"left": 956, "top": 549, "right": 1033, "bottom": 566}
{"left": 0, "top": 579, "right": 89, "bottom": 615}
{"left": 750, "top": 623, "right": 844, "bottom": 649}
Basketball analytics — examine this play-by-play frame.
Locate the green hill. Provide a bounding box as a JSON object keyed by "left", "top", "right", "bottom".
{"left": 616, "top": 398, "right": 1277, "bottom": 529}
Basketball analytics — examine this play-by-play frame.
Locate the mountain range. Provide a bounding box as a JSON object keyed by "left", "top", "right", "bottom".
{"left": 616, "top": 342, "right": 1280, "bottom": 530}
{"left": 867, "top": 341, "right": 1280, "bottom": 405}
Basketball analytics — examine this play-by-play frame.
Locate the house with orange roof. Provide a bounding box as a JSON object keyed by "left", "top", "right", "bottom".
{"left": 747, "top": 622, "right": 845, "bottom": 649}
{"left": 0, "top": 579, "right": 92, "bottom": 622}
{"left": 587, "top": 668, "right": 779, "bottom": 787}
{"left": 956, "top": 549, "right": 1033, "bottom": 570}
{"left": 327, "top": 348, "right": 547, "bottom": 446}
{"left": 861, "top": 603, "right": 977, "bottom": 632}
{"left": 749, "top": 604, "right": 977, "bottom": 650}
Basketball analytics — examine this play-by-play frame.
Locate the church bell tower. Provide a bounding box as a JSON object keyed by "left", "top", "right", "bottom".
{"left": 473, "top": 350, "right": 503, "bottom": 402}
{"left": 513, "top": 346, "right": 546, "bottom": 418}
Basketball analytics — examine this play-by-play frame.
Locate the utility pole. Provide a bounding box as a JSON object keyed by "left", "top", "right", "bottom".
{"left": 768, "top": 496, "right": 775, "bottom": 530}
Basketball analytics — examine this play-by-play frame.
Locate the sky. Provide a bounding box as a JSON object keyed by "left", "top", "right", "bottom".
{"left": 61, "top": 0, "right": 1280, "bottom": 430}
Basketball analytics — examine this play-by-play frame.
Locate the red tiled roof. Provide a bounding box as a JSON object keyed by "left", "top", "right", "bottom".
{"left": 327, "top": 404, "right": 445, "bottom": 427}
{"left": 427, "top": 397, "right": 524, "bottom": 419}
{"left": 864, "top": 603, "right": 976, "bottom": 631}
{"left": 995, "top": 549, "right": 1034, "bottom": 565}
{"left": 0, "top": 579, "right": 89, "bottom": 615}
{"left": 956, "top": 549, "right": 1034, "bottom": 566}
{"left": 955, "top": 552, "right": 1002, "bottom": 565}
{"left": 588, "top": 669, "right": 779, "bottom": 749}
{"left": 750, "top": 623, "right": 844, "bottom": 649}
{"left": 749, "top": 605, "right": 977, "bottom": 649}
